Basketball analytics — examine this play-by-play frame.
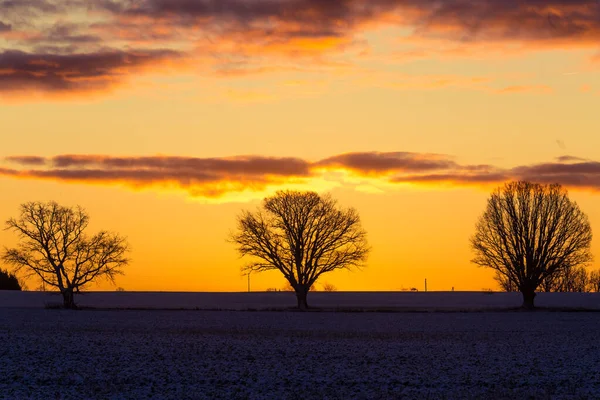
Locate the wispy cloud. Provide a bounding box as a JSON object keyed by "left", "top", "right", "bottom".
{"left": 4, "top": 155, "right": 47, "bottom": 165}
{"left": 556, "top": 155, "right": 588, "bottom": 163}
{"left": 3, "top": 151, "right": 600, "bottom": 201}
{"left": 494, "top": 85, "right": 554, "bottom": 94}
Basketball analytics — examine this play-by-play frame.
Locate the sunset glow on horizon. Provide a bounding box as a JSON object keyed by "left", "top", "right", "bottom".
{"left": 1, "top": 0, "right": 599, "bottom": 292}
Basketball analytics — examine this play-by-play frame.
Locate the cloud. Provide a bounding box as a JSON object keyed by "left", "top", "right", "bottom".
{"left": 386, "top": 158, "right": 600, "bottom": 192}
{"left": 0, "top": 49, "right": 182, "bottom": 94}
{"left": 47, "top": 154, "right": 311, "bottom": 176}
{"left": 1, "top": 0, "right": 598, "bottom": 97}
{"left": 316, "top": 152, "right": 458, "bottom": 174}
{"left": 512, "top": 161, "right": 600, "bottom": 189}
{"left": 3, "top": 151, "right": 600, "bottom": 201}
{"left": 2, "top": 155, "right": 313, "bottom": 199}
{"left": 555, "top": 155, "right": 588, "bottom": 162}
{"left": 4, "top": 156, "right": 47, "bottom": 165}
{"left": 97, "top": 0, "right": 600, "bottom": 46}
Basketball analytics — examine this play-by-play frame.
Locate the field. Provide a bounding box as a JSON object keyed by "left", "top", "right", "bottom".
{"left": 1, "top": 292, "right": 600, "bottom": 399}
{"left": 2, "top": 290, "right": 600, "bottom": 311}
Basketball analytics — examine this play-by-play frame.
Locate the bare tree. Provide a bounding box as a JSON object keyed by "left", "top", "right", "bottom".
{"left": 471, "top": 181, "right": 593, "bottom": 309}
{"left": 540, "top": 265, "right": 590, "bottom": 292}
{"left": 2, "top": 201, "right": 130, "bottom": 309}
{"left": 565, "top": 266, "right": 590, "bottom": 292}
{"left": 231, "top": 191, "right": 369, "bottom": 310}
{"left": 321, "top": 282, "right": 338, "bottom": 292}
{"left": 589, "top": 270, "right": 600, "bottom": 292}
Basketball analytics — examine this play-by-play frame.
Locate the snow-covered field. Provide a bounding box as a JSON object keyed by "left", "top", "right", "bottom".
{"left": 1, "top": 291, "right": 600, "bottom": 310}
{"left": 1, "top": 308, "right": 599, "bottom": 399}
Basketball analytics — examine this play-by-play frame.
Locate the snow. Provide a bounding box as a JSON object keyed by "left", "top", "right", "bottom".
{"left": 1, "top": 309, "right": 599, "bottom": 399}
{"left": 1, "top": 290, "right": 599, "bottom": 310}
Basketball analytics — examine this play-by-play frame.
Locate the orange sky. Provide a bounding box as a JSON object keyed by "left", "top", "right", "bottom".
{"left": 1, "top": 0, "right": 599, "bottom": 291}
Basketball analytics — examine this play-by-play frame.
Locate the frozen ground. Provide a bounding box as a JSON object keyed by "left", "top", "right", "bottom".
{"left": 1, "top": 291, "right": 600, "bottom": 310}
{"left": 1, "top": 309, "right": 599, "bottom": 399}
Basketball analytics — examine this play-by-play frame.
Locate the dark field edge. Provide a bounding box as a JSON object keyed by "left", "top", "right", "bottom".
{"left": 22, "top": 305, "right": 600, "bottom": 313}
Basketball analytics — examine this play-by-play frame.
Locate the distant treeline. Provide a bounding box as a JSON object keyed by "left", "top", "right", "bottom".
{"left": 0, "top": 269, "right": 21, "bottom": 291}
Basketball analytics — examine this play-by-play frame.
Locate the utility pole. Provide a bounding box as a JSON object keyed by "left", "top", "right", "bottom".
{"left": 247, "top": 272, "right": 251, "bottom": 293}
{"left": 425, "top": 278, "right": 427, "bottom": 292}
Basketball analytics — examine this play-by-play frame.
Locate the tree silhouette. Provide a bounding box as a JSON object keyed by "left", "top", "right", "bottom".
{"left": 321, "top": 282, "right": 338, "bottom": 292}
{"left": 2, "top": 201, "right": 130, "bottom": 309}
{"left": 562, "top": 266, "right": 589, "bottom": 292}
{"left": 0, "top": 268, "right": 21, "bottom": 290}
{"left": 471, "top": 181, "right": 592, "bottom": 309}
{"left": 539, "top": 265, "right": 590, "bottom": 292}
{"left": 589, "top": 270, "right": 600, "bottom": 292}
{"left": 231, "top": 190, "right": 369, "bottom": 310}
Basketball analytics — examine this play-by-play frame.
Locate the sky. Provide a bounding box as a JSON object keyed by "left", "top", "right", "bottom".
{"left": 1, "top": 0, "right": 599, "bottom": 292}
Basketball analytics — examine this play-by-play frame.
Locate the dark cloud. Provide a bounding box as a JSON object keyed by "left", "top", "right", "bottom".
{"left": 102, "top": 0, "right": 600, "bottom": 42}
{"left": 409, "top": 0, "right": 600, "bottom": 41}
{"left": 110, "top": 0, "right": 363, "bottom": 25}
{"left": 316, "top": 152, "right": 457, "bottom": 174}
{"left": 513, "top": 161, "right": 600, "bottom": 176}
{"left": 1, "top": 0, "right": 598, "bottom": 96}
{"left": 512, "top": 161, "right": 600, "bottom": 189}
{"left": 0, "top": 49, "right": 181, "bottom": 93}
{"left": 47, "top": 155, "right": 312, "bottom": 176}
{"left": 387, "top": 159, "right": 600, "bottom": 191}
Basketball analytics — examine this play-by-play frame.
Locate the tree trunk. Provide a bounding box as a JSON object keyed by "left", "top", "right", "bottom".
{"left": 62, "top": 288, "right": 76, "bottom": 309}
{"left": 295, "top": 286, "right": 309, "bottom": 311}
{"left": 521, "top": 289, "right": 536, "bottom": 309}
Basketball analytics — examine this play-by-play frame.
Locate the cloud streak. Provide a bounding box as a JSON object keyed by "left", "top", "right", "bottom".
{"left": 316, "top": 152, "right": 458, "bottom": 174}
{"left": 3, "top": 152, "right": 600, "bottom": 201}
{"left": 2, "top": 155, "right": 313, "bottom": 199}
{"left": 0, "top": 49, "right": 182, "bottom": 94}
